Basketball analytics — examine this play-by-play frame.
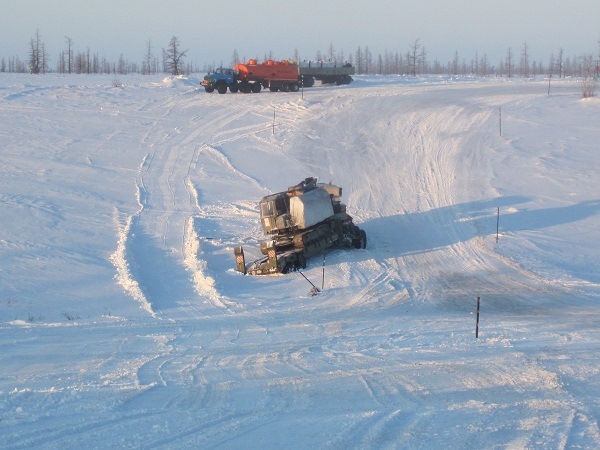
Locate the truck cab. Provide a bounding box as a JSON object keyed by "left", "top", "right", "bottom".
{"left": 201, "top": 68, "right": 237, "bottom": 94}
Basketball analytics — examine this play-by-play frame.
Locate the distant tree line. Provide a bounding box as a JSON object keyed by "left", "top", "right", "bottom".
{"left": 1, "top": 31, "right": 598, "bottom": 80}
{"left": 328, "top": 40, "right": 599, "bottom": 79}
{"left": 0, "top": 31, "right": 199, "bottom": 75}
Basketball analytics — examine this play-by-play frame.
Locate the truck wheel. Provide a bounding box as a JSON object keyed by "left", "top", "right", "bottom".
{"left": 229, "top": 83, "right": 239, "bottom": 93}
{"left": 204, "top": 86, "right": 214, "bottom": 93}
{"left": 251, "top": 82, "right": 262, "bottom": 93}
{"left": 239, "top": 82, "right": 251, "bottom": 93}
{"left": 269, "top": 86, "right": 278, "bottom": 92}
{"left": 289, "top": 83, "right": 299, "bottom": 92}
{"left": 280, "top": 84, "right": 290, "bottom": 92}
{"left": 359, "top": 230, "right": 367, "bottom": 249}
{"left": 217, "top": 83, "right": 227, "bottom": 94}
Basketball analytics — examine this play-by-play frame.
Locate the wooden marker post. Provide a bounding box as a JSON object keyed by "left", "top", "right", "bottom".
{"left": 321, "top": 254, "right": 325, "bottom": 290}
{"left": 496, "top": 207, "right": 500, "bottom": 243}
{"left": 475, "top": 296, "right": 481, "bottom": 338}
{"left": 499, "top": 107, "right": 502, "bottom": 137}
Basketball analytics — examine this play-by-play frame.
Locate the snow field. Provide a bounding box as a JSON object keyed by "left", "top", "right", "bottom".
{"left": 0, "top": 73, "right": 599, "bottom": 448}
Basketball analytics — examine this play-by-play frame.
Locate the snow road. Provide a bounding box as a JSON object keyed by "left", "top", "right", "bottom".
{"left": 1, "top": 74, "right": 599, "bottom": 448}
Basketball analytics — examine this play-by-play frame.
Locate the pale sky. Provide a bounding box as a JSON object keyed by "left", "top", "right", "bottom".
{"left": 1, "top": 0, "right": 599, "bottom": 69}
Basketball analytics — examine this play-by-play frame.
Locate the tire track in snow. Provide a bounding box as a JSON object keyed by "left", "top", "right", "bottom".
{"left": 183, "top": 215, "right": 232, "bottom": 313}
{"left": 109, "top": 93, "right": 169, "bottom": 317}
{"left": 109, "top": 210, "right": 156, "bottom": 317}
{"left": 199, "top": 144, "right": 265, "bottom": 191}
{"left": 112, "top": 93, "right": 240, "bottom": 318}
{"left": 112, "top": 89, "right": 278, "bottom": 317}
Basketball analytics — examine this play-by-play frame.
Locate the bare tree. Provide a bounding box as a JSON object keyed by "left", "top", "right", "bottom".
{"left": 118, "top": 54, "right": 127, "bottom": 75}
{"left": 41, "top": 42, "right": 49, "bottom": 74}
{"left": 520, "top": 42, "right": 530, "bottom": 77}
{"left": 92, "top": 52, "right": 99, "bottom": 74}
{"left": 409, "top": 39, "right": 421, "bottom": 76}
{"left": 557, "top": 48, "right": 564, "bottom": 78}
{"left": 364, "top": 46, "right": 372, "bottom": 74}
{"left": 505, "top": 47, "right": 514, "bottom": 77}
{"left": 163, "top": 36, "right": 187, "bottom": 75}
{"left": 142, "top": 40, "right": 156, "bottom": 74}
{"left": 75, "top": 51, "right": 85, "bottom": 74}
{"left": 29, "top": 29, "right": 47, "bottom": 74}
{"left": 65, "top": 36, "right": 73, "bottom": 74}
{"left": 86, "top": 47, "right": 91, "bottom": 74}
{"left": 581, "top": 53, "right": 597, "bottom": 98}
{"left": 451, "top": 51, "right": 459, "bottom": 76}
{"left": 57, "top": 51, "right": 65, "bottom": 73}
{"left": 230, "top": 48, "right": 240, "bottom": 67}
{"left": 548, "top": 52, "right": 555, "bottom": 76}
{"left": 263, "top": 50, "right": 273, "bottom": 61}
{"left": 355, "top": 46, "right": 363, "bottom": 74}
{"left": 328, "top": 42, "right": 335, "bottom": 61}
{"left": 420, "top": 44, "right": 427, "bottom": 74}
{"left": 483, "top": 53, "right": 490, "bottom": 76}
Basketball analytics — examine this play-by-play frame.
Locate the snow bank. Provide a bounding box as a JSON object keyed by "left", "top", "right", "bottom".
{"left": 109, "top": 212, "right": 156, "bottom": 317}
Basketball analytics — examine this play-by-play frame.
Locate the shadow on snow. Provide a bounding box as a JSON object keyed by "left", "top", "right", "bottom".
{"left": 359, "top": 196, "right": 600, "bottom": 259}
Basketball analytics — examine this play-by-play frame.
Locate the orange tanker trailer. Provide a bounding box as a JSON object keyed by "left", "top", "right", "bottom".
{"left": 233, "top": 60, "right": 301, "bottom": 93}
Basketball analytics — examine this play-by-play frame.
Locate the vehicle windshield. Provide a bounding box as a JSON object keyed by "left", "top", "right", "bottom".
{"left": 260, "top": 200, "right": 275, "bottom": 218}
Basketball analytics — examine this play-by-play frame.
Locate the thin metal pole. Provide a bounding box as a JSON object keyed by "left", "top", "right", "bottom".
{"left": 496, "top": 207, "right": 500, "bottom": 243}
{"left": 299, "top": 270, "right": 319, "bottom": 292}
{"left": 321, "top": 254, "right": 325, "bottom": 290}
{"left": 475, "top": 297, "right": 481, "bottom": 338}
{"left": 499, "top": 107, "right": 502, "bottom": 137}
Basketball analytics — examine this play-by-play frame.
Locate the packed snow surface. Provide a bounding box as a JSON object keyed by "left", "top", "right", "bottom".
{"left": 1, "top": 73, "right": 599, "bottom": 449}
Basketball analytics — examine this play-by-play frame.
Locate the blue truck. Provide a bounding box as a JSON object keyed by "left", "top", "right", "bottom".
{"left": 201, "top": 68, "right": 238, "bottom": 94}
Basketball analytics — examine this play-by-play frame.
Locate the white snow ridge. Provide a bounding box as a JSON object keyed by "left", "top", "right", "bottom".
{"left": 109, "top": 212, "right": 156, "bottom": 318}
{"left": 183, "top": 216, "right": 219, "bottom": 304}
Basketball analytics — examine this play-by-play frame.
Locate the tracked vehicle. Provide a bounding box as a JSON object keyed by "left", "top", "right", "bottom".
{"left": 234, "top": 177, "right": 366, "bottom": 275}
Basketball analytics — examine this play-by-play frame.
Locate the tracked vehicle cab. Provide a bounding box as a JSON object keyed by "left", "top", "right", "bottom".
{"left": 259, "top": 193, "right": 292, "bottom": 234}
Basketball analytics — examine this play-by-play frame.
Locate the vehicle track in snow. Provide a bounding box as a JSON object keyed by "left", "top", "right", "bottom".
{"left": 114, "top": 93, "right": 267, "bottom": 318}
{"left": 286, "top": 83, "right": 579, "bottom": 312}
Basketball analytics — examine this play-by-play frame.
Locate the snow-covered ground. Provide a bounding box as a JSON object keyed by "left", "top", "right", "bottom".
{"left": 1, "top": 72, "right": 599, "bottom": 448}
